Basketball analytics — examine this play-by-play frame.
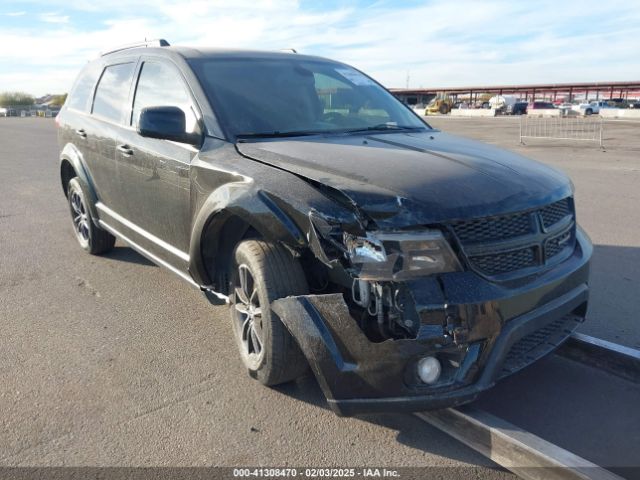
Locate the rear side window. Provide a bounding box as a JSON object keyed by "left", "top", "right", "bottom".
{"left": 67, "top": 62, "right": 101, "bottom": 112}
{"left": 92, "top": 63, "right": 136, "bottom": 123}
{"left": 131, "top": 61, "right": 198, "bottom": 133}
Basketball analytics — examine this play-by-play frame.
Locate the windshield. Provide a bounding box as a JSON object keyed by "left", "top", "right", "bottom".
{"left": 189, "top": 56, "right": 428, "bottom": 139}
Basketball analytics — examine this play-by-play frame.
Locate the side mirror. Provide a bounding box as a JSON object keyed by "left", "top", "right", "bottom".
{"left": 137, "top": 106, "right": 202, "bottom": 146}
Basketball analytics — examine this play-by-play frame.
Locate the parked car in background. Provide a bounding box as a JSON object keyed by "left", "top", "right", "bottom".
{"left": 528, "top": 101, "right": 555, "bottom": 110}
{"left": 507, "top": 101, "right": 528, "bottom": 115}
{"left": 0, "top": 107, "right": 7, "bottom": 117}
{"left": 572, "top": 102, "right": 597, "bottom": 115}
{"left": 606, "top": 98, "right": 627, "bottom": 108}
{"left": 557, "top": 103, "right": 574, "bottom": 115}
{"left": 628, "top": 100, "right": 640, "bottom": 109}
{"left": 572, "top": 101, "right": 611, "bottom": 116}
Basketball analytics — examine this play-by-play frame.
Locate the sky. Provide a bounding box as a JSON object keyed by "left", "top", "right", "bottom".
{"left": 1, "top": 0, "right": 639, "bottom": 96}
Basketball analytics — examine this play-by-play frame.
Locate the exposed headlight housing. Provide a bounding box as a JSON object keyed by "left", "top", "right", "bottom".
{"left": 343, "top": 229, "right": 461, "bottom": 281}
{"left": 342, "top": 234, "right": 387, "bottom": 263}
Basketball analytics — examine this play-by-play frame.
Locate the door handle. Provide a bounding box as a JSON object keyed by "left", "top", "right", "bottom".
{"left": 75, "top": 128, "right": 87, "bottom": 138}
{"left": 117, "top": 144, "right": 133, "bottom": 156}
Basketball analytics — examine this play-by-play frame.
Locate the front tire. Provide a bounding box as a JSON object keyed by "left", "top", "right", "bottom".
{"left": 229, "top": 240, "right": 309, "bottom": 386}
{"left": 67, "top": 177, "right": 115, "bottom": 255}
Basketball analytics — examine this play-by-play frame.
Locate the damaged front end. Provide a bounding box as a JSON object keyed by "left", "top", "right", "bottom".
{"left": 275, "top": 206, "right": 592, "bottom": 416}
{"left": 306, "top": 209, "right": 472, "bottom": 345}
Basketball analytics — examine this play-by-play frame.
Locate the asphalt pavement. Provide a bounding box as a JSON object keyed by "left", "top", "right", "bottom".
{"left": 1, "top": 116, "right": 638, "bottom": 472}
{"left": 0, "top": 118, "right": 511, "bottom": 474}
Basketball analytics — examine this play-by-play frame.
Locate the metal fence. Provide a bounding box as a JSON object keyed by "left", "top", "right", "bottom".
{"left": 0, "top": 104, "right": 60, "bottom": 118}
{"left": 519, "top": 116, "right": 603, "bottom": 148}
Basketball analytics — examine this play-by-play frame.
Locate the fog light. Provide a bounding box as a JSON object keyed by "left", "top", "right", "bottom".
{"left": 417, "top": 356, "right": 441, "bottom": 385}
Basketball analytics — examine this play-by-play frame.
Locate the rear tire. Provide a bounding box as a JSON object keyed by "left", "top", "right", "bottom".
{"left": 67, "top": 177, "right": 115, "bottom": 255}
{"left": 229, "top": 240, "right": 309, "bottom": 386}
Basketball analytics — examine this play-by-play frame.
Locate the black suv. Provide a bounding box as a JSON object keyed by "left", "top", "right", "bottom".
{"left": 508, "top": 101, "right": 528, "bottom": 115}
{"left": 57, "top": 40, "right": 592, "bottom": 416}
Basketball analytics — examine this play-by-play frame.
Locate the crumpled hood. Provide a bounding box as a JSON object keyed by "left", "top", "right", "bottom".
{"left": 236, "top": 130, "right": 572, "bottom": 228}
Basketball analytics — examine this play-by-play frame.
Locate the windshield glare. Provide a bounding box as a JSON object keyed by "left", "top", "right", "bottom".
{"left": 189, "top": 57, "right": 428, "bottom": 138}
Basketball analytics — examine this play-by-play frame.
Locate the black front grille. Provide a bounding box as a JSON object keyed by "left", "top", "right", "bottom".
{"left": 452, "top": 212, "right": 531, "bottom": 243}
{"left": 499, "top": 314, "right": 581, "bottom": 379}
{"left": 540, "top": 198, "right": 572, "bottom": 228}
{"left": 545, "top": 230, "right": 573, "bottom": 260}
{"left": 450, "top": 198, "right": 575, "bottom": 276}
{"left": 472, "top": 247, "right": 536, "bottom": 275}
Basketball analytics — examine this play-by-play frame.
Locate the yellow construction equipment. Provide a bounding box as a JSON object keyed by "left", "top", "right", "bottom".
{"left": 425, "top": 94, "right": 453, "bottom": 115}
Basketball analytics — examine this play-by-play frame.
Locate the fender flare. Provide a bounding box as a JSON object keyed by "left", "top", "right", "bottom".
{"left": 59, "top": 143, "right": 101, "bottom": 224}
{"left": 188, "top": 184, "right": 309, "bottom": 288}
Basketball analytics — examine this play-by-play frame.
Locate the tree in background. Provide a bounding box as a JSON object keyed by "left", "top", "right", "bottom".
{"left": 49, "top": 94, "right": 68, "bottom": 106}
{"left": 0, "top": 91, "right": 35, "bottom": 106}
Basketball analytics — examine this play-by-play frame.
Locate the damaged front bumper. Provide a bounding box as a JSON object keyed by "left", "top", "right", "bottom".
{"left": 271, "top": 229, "right": 592, "bottom": 416}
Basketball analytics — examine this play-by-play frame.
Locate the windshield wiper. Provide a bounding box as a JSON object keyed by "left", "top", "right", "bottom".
{"left": 341, "top": 124, "right": 424, "bottom": 134}
{"left": 236, "top": 124, "right": 425, "bottom": 141}
{"left": 236, "top": 130, "right": 324, "bottom": 140}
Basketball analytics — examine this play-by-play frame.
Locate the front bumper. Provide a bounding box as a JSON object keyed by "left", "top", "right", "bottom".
{"left": 272, "top": 228, "right": 592, "bottom": 416}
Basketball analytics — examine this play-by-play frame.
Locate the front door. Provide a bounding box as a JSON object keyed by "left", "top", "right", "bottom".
{"left": 115, "top": 59, "right": 201, "bottom": 269}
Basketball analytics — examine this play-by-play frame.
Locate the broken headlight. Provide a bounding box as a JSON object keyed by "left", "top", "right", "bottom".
{"left": 343, "top": 230, "right": 461, "bottom": 280}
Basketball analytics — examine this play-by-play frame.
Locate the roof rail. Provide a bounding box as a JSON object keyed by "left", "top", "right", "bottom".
{"left": 100, "top": 39, "right": 170, "bottom": 57}
{"left": 280, "top": 48, "right": 298, "bottom": 54}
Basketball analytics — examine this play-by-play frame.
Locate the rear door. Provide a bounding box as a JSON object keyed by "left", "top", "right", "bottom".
{"left": 58, "top": 61, "right": 103, "bottom": 188}
{"left": 84, "top": 60, "right": 137, "bottom": 214}
{"left": 114, "top": 57, "right": 201, "bottom": 268}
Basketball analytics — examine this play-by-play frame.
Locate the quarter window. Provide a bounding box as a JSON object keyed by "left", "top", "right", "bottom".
{"left": 67, "top": 62, "right": 102, "bottom": 112}
{"left": 92, "top": 63, "right": 136, "bottom": 122}
{"left": 132, "top": 61, "right": 198, "bottom": 133}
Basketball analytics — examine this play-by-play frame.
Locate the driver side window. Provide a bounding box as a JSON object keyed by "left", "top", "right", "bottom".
{"left": 132, "top": 61, "right": 198, "bottom": 133}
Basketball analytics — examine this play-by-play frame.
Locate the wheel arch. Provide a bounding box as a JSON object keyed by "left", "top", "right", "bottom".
{"left": 59, "top": 143, "right": 100, "bottom": 224}
{"left": 189, "top": 187, "right": 310, "bottom": 294}
{"left": 60, "top": 159, "right": 76, "bottom": 197}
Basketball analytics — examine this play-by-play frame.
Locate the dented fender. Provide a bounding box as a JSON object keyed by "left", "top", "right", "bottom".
{"left": 189, "top": 184, "right": 308, "bottom": 286}
{"left": 188, "top": 144, "right": 362, "bottom": 288}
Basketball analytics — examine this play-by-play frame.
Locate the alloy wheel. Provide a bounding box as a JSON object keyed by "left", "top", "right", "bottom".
{"left": 70, "top": 190, "right": 90, "bottom": 248}
{"left": 233, "top": 264, "right": 265, "bottom": 368}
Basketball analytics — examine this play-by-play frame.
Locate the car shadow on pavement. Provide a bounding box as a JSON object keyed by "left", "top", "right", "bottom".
{"left": 273, "top": 373, "right": 506, "bottom": 470}
{"left": 103, "top": 246, "right": 156, "bottom": 267}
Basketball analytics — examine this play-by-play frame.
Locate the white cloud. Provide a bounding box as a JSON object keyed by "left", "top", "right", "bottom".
{"left": 39, "top": 12, "right": 70, "bottom": 23}
{"left": 5, "top": 11, "right": 26, "bottom": 16}
{"left": 0, "top": 0, "right": 639, "bottom": 95}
